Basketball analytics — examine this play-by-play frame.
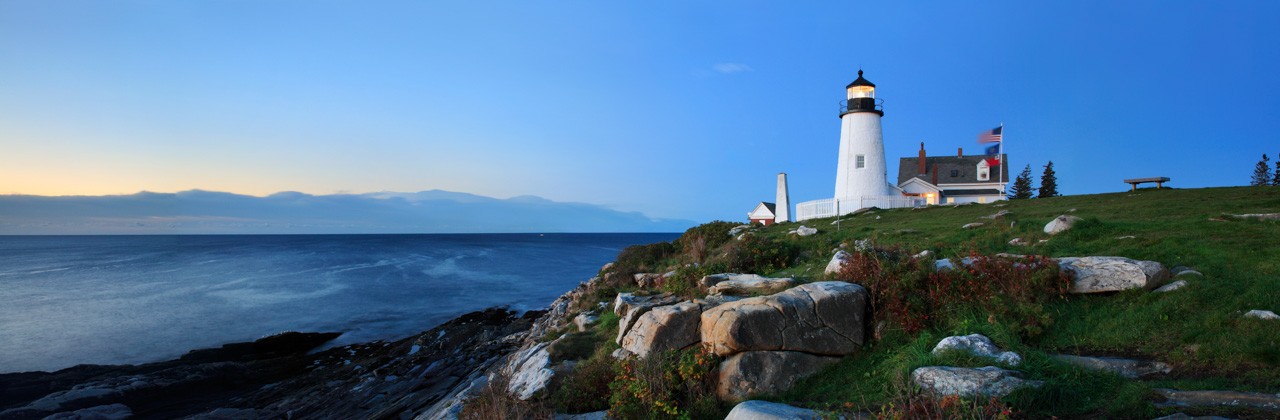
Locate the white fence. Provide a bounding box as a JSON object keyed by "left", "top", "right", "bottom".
{"left": 795, "top": 196, "right": 925, "bottom": 221}
{"left": 795, "top": 198, "right": 837, "bottom": 221}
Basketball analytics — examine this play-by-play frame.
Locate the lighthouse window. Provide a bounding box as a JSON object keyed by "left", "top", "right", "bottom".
{"left": 856, "top": 155, "right": 865, "bottom": 169}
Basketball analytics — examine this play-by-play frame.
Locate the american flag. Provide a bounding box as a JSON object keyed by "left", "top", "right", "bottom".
{"left": 977, "top": 126, "right": 1002, "bottom": 143}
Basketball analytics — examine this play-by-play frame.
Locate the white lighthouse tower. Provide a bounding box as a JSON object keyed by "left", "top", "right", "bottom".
{"left": 833, "top": 70, "right": 895, "bottom": 207}
{"left": 793, "top": 70, "right": 918, "bottom": 221}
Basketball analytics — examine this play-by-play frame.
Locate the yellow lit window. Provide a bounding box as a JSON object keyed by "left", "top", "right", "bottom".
{"left": 847, "top": 85, "right": 875, "bottom": 99}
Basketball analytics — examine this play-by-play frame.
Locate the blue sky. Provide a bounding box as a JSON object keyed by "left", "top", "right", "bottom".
{"left": 2, "top": 1, "right": 1277, "bottom": 223}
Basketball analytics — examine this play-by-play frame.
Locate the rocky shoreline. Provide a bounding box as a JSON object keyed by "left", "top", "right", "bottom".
{"left": 0, "top": 305, "right": 552, "bottom": 420}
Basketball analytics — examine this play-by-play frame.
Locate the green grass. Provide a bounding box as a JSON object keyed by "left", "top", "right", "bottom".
{"left": 751, "top": 187, "right": 1280, "bottom": 416}
{"left": 558, "top": 186, "right": 1280, "bottom": 418}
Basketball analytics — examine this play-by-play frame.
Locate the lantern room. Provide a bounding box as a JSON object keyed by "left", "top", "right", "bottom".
{"left": 846, "top": 70, "right": 876, "bottom": 99}
{"left": 841, "top": 70, "right": 883, "bottom": 117}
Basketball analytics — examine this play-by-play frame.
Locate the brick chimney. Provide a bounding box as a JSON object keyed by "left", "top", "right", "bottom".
{"left": 918, "top": 142, "right": 927, "bottom": 174}
{"left": 957, "top": 147, "right": 964, "bottom": 157}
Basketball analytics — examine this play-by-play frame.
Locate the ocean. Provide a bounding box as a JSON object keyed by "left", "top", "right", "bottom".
{"left": 0, "top": 233, "right": 677, "bottom": 373}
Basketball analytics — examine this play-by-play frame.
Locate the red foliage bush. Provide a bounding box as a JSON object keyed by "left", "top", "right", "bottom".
{"left": 837, "top": 248, "right": 1071, "bottom": 338}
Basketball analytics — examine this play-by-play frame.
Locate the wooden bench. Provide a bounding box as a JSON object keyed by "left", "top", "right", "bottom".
{"left": 1124, "top": 177, "right": 1170, "bottom": 191}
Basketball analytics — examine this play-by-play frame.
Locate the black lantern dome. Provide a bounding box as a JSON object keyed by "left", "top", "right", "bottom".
{"left": 841, "top": 70, "right": 883, "bottom": 117}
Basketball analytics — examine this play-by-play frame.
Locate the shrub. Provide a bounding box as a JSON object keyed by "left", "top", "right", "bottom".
{"left": 547, "top": 332, "right": 603, "bottom": 362}
{"left": 661, "top": 265, "right": 710, "bottom": 298}
{"left": 675, "top": 221, "right": 741, "bottom": 263}
{"left": 551, "top": 346, "right": 617, "bottom": 414}
{"left": 608, "top": 346, "right": 723, "bottom": 419}
{"left": 713, "top": 234, "right": 795, "bottom": 274}
{"left": 838, "top": 249, "right": 1070, "bottom": 338}
{"left": 614, "top": 241, "right": 677, "bottom": 278}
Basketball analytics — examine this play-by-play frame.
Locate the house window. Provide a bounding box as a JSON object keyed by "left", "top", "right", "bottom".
{"left": 977, "top": 166, "right": 990, "bottom": 181}
{"left": 856, "top": 155, "right": 865, "bottom": 169}
{"left": 950, "top": 170, "right": 959, "bottom": 177}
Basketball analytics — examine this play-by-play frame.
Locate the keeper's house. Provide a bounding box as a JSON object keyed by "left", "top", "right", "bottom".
{"left": 897, "top": 143, "right": 1008, "bottom": 205}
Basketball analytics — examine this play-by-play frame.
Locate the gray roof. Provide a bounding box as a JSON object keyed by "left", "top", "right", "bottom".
{"left": 898, "top": 154, "right": 1009, "bottom": 186}
{"left": 750, "top": 202, "right": 776, "bottom": 216}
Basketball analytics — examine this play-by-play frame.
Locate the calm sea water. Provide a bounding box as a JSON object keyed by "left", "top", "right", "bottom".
{"left": 0, "top": 233, "right": 676, "bottom": 373}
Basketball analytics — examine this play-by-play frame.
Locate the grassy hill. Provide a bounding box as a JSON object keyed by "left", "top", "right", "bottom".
{"left": 762, "top": 186, "right": 1280, "bottom": 418}
{"left": 484, "top": 186, "right": 1280, "bottom": 419}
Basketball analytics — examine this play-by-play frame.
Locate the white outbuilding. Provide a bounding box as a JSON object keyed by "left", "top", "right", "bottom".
{"left": 747, "top": 202, "right": 777, "bottom": 226}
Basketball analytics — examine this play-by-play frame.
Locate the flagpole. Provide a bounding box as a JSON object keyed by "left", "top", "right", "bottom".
{"left": 999, "top": 122, "right": 1004, "bottom": 191}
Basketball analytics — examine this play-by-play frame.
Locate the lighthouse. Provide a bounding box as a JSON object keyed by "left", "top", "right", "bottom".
{"left": 793, "top": 70, "right": 920, "bottom": 221}
{"left": 833, "top": 70, "right": 895, "bottom": 207}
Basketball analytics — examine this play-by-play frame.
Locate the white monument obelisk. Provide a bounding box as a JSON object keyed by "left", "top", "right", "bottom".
{"left": 775, "top": 173, "right": 790, "bottom": 223}
{"left": 833, "top": 70, "right": 893, "bottom": 211}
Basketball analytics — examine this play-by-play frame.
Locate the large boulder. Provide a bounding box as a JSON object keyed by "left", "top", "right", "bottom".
{"left": 725, "top": 400, "right": 821, "bottom": 420}
{"left": 614, "top": 291, "right": 675, "bottom": 315}
{"left": 1044, "top": 215, "right": 1083, "bottom": 235}
{"left": 824, "top": 250, "right": 851, "bottom": 275}
{"left": 716, "top": 351, "right": 840, "bottom": 402}
{"left": 701, "top": 282, "right": 867, "bottom": 357}
{"left": 1058, "top": 256, "right": 1170, "bottom": 293}
{"left": 573, "top": 312, "right": 599, "bottom": 332}
{"left": 934, "top": 258, "right": 975, "bottom": 271}
{"left": 932, "top": 334, "right": 1022, "bottom": 366}
{"left": 708, "top": 277, "right": 797, "bottom": 296}
{"left": 1154, "top": 388, "right": 1280, "bottom": 411}
{"left": 911, "top": 366, "right": 1043, "bottom": 398}
{"left": 1244, "top": 310, "right": 1279, "bottom": 320}
{"left": 699, "top": 273, "right": 769, "bottom": 290}
{"left": 613, "top": 293, "right": 681, "bottom": 343}
{"left": 1053, "top": 354, "right": 1171, "bottom": 379}
{"left": 1153, "top": 280, "right": 1188, "bottom": 293}
{"left": 619, "top": 301, "right": 706, "bottom": 359}
{"left": 1228, "top": 213, "right": 1280, "bottom": 221}
{"left": 789, "top": 225, "right": 818, "bottom": 236}
{"left": 506, "top": 343, "right": 554, "bottom": 400}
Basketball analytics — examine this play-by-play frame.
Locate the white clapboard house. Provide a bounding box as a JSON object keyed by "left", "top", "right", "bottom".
{"left": 897, "top": 143, "right": 1008, "bottom": 205}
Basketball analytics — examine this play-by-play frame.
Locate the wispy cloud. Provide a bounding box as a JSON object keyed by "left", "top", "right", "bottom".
{"left": 713, "top": 63, "right": 753, "bottom": 74}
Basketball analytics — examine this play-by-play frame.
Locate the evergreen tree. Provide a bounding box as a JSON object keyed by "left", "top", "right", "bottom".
{"left": 1038, "top": 161, "right": 1059, "bottom": 198}
{"left": 1008, "top": 165, "right": 1034, "bottom": 199}
{"left": 1251, "top": 154, "right": 1272, "bottom": 186}
{"left": 1273, "top": 153, "right": 1280, "bottom": 186}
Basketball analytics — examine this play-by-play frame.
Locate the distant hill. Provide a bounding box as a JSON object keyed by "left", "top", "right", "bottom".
{"left": 0, "top": 189, "right": 696, "bottom": 234}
